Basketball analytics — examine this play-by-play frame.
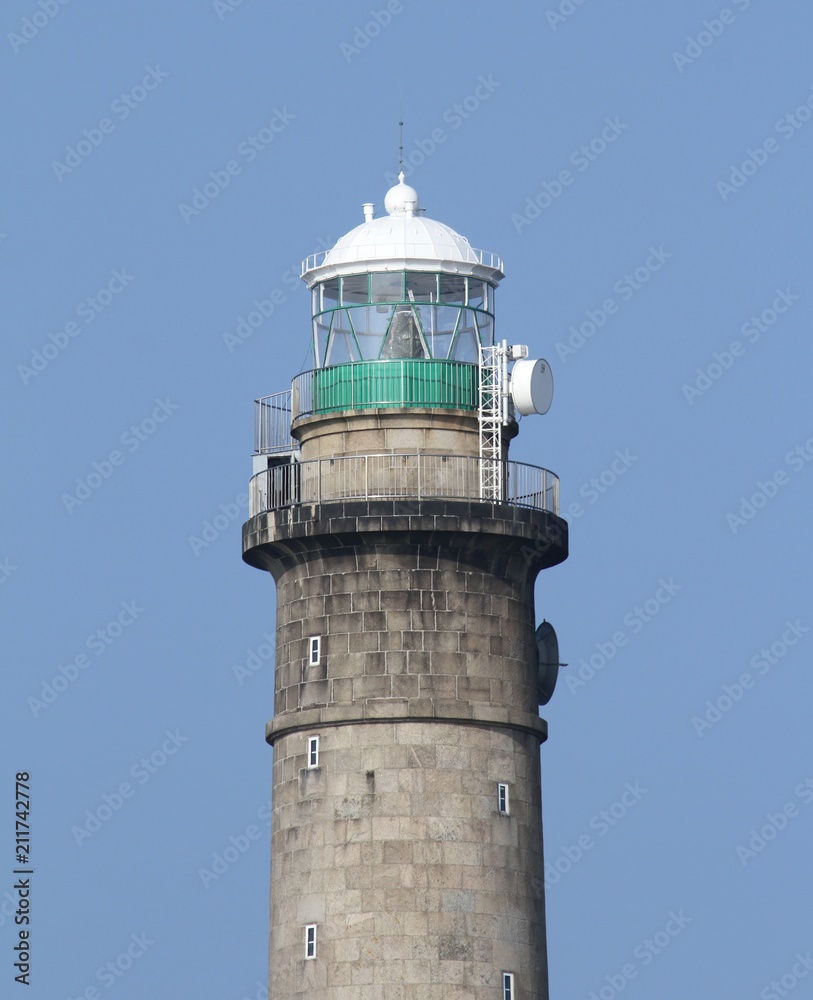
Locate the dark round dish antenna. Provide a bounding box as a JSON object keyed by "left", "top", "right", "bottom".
{"left": 536, "top": 620, "right": 563, "bottom": 705}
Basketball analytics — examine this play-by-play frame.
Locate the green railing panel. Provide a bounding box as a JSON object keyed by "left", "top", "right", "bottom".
{"left": 301, "top": 360, "right": 479, "bottom": 415}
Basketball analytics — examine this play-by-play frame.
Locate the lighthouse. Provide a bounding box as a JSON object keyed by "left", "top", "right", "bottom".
{"left": 242, "top": 172, "right": 568, "bottom": 999}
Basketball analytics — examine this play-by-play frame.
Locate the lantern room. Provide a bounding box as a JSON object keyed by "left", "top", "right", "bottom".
{"left": 300, "top": 173, "right": 505, "bottom": 369}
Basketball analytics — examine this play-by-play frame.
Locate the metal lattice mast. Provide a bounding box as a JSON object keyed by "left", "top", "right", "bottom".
{"left": 479, "top": 343, "right": 504, "bottom": 501}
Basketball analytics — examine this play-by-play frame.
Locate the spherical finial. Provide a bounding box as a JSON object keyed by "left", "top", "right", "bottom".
{"left": 384, "top": 171, "right": 420, "bottom": 217}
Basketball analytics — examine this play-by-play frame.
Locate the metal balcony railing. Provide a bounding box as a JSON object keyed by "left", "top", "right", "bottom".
{"left": 248, "top": 453, "right": 559, "bottom": 517}
{"left": 255, "top": 390, "right": 295, "bottom": 455}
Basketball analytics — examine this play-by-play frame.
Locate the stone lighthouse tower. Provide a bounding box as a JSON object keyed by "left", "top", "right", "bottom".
{"left": 242, "top": 173, "right": 568, "bottom": 1000}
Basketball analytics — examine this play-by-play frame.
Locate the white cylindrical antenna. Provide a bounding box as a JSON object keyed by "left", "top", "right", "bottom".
{"left": 362, "top": 203, "right": 374, "bottom": 222}
{"left": 510, "top": 358, "right": 554, "bottom": 415}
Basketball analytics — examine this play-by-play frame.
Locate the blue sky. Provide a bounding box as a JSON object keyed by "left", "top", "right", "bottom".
{"left": 2, "top": 1, "right": 812, "bottom": 997}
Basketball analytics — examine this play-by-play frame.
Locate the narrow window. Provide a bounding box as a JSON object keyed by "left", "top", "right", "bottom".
{"left": 503, "top": 972, "right": 514, "bottom": 1000}
{"left": 305, "top": 924, "right": 317, "bottom": 959}
{"left": 498, "top": 783, "right": 509, "bottom": 815}
{"left": 308, "top": 636, "right": 321, "bottom": 666}
{"left": 308, "top": 736, "right": 319, "bottom": 768}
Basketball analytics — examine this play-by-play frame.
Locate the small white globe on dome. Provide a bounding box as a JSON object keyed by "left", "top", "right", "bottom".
{"left": 384, "top": 171, "right": 420, "bottom": 216}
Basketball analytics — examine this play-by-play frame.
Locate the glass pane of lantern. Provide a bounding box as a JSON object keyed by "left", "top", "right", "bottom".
{"left": 354, "top": 333, "right": 386, "bottom": 360}
{"left": 434, "top": 305, "right": 462, "bottom": 359}
{"left": 349, "top": 304, "right": 394, "bottom": 336}
{"left": 435, "top": 305, "right": 461, "bottom": 336}
{"left": 371, "top": 271, "right": 404, "bottom": 303}
{"left": 475, "top": 312, "right": 494, "bottom": 347}
{"left": 413, "top": 305, "right": 450, "bottom": 359}
{"left": 332, "top": 307, "right": 352, "bottom": 332}
{"left": 323, "top": 278, "right": 339, "bottom": 304}
{"left": 341, "top": 274, "right": 369, "bottom": 305}
{"left": 439, "top": 275, "right": 466, "bottom": 304}
{"left": 450, "top": 310, "right": 479, "bottom": 362}
{"left": 314, "top": 316, "right": 331, "bottom": 367}
{"left": 325, "top": 311, "right": 360, "bottom": 366}
{"left": 326, "top": 331, "right": 359, "bottom": 366}
{"left": 467, "top": 280, "right": 485, "bottom": 309}
{"left": 451, "top": 328, "right": 478, "bottom": 362}
{"left": 405, "top": 272, "right": 438, "bottom": 302}
{"left": 348, "top": 309, "right": 386, "bottom": 360}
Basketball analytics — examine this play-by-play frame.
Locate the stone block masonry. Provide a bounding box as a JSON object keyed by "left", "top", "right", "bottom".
{"left": 243, "top": 497, "right": 566, "bottom": 998}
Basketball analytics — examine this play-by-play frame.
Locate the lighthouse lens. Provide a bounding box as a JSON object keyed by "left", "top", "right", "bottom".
{"left": 380, "top": 306, "right": 428, "bottom": 360}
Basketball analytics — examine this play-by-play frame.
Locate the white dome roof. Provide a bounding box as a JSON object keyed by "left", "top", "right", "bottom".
{"left": 326, "top": 214, "right": 478, "bottom": 268}
{"left": 301, "top": 175, "right": 504, "bottom": 284}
